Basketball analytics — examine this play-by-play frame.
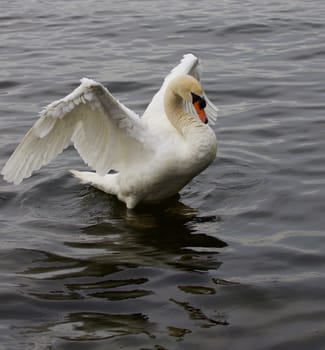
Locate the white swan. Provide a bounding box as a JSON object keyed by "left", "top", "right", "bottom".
{"left": 1, "top": 54, "right": 218, "bottom": 209}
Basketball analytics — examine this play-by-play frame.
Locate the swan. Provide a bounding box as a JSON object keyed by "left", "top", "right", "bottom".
{"left": 1, "top": 54, "right": 218, "bottom": 209}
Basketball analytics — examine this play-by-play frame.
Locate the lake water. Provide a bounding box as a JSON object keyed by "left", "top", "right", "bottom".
{"left": 1, "top": 0, "right": 325, "bottom": 349}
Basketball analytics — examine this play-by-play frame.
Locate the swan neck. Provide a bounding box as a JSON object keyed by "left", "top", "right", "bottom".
{"left": 164, "top": 88, "right": 197, "bottom": 136}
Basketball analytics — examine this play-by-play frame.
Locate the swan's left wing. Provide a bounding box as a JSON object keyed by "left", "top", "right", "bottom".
{"left": 1, "top": 78, "right": 153, "bottom": 184}
{"left": 142, "top": 53, "right": 218, "bottom": 125}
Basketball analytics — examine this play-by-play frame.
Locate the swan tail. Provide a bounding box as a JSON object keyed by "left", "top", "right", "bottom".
{"left": 70, "top": 170, "right": 119, "bottom": 196}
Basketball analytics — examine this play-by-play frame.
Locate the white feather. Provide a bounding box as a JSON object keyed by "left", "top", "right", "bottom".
{"left": 1, "top": 78, "right": 152, "bottom": 184}
{"left": 1, "top": 54, "right": 218, "bottom": 208}
{"left": 142, "top": 53, "right": 217, "bottom": 126}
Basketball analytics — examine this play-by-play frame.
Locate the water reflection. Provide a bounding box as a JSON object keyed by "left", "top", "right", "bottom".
{"left": 48, "top": 312, "right": 156, "bottom": 341}
{"left": 69, "top": 188, "right": 227, "bottom": 270}
{"left": 170, "top": 298, "right": 229, "bottom": 327}
{"left": 19, "top": 194, "right": 230, "bottom": 345}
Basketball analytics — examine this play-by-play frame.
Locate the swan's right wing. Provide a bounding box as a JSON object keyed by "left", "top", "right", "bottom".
{"left": 164, "top": 53, "right": 202, "bottom": 85}
{"left": 2, "top": 78, "right": 153, "bottom": 185}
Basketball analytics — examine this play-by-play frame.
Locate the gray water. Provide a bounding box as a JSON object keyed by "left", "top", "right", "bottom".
{"left": 1, "top": 1, "right": 325, "bottom": 349}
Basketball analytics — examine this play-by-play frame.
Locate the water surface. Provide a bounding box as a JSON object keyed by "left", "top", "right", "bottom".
{"left": 1, "top": 1, "right": 325, "bottom": 349}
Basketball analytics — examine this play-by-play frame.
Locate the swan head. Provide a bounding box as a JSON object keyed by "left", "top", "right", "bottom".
{"left": 169, "top": 74, "right": 208, "bottom": 124}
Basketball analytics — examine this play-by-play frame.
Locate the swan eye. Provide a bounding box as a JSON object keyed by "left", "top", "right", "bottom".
{"left": 191, "top": 93, "right": 206, "bottom": 109}
{"left": 199, "top": 96, "right": 206, "bottom": 109}
{"left": 191, "top": 92, "right": 200, "bottom": 103}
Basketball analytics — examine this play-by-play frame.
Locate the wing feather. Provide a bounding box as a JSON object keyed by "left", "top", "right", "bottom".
{"left": 2, "top": 78, "right": 152, "bottom": 184}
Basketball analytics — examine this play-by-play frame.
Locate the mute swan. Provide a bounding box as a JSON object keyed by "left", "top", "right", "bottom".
{"left": 1, "top": 54, "right": 218, "bottom": 209}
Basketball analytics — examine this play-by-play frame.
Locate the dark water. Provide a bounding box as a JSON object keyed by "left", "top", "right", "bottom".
{"left": 1, "top": 0, "right": 325, "bottom": 349}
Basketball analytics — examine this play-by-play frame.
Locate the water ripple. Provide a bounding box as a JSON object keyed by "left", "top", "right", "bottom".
{"left": 1, "top": 0, "right": 325, "bottom": 349}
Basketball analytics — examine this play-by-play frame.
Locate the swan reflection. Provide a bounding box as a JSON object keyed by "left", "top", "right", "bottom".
{"left": 20, "top": 195, "right": 229, "bottom": 344}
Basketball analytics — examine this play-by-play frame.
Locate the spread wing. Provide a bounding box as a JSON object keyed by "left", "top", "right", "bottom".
{"left": 142, "top": 53, "right": 218, "bottom": 125}
{"left": 1, "top": 78, "right": 153, "bottom": 184}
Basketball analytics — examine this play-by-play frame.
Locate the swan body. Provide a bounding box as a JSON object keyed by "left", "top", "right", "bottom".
{"left": 1, "top": 54, "right": 218, "bottom": 209}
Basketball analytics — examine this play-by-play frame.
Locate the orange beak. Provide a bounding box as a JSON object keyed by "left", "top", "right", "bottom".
{"left": 193, "top": 100, "right": 208, "bottom": 124}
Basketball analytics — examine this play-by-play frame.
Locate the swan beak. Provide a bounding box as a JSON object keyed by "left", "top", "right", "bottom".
{"left": 193, "top": 99, "right": 208, "bottom": 124}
